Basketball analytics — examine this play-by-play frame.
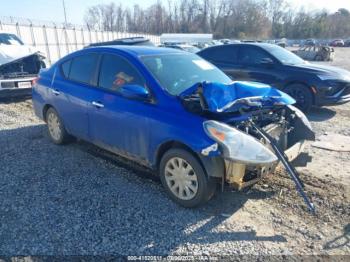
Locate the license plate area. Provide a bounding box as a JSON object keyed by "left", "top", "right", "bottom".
{"left": 17, "top": 81, "right": 32, "bottom": 88}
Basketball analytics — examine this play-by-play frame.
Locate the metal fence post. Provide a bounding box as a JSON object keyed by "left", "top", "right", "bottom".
{"left": 54, "top": 26, "right": 61, "bottom": 59}
{"left": 15, "top": 22, "right": 22, "bottom": 39}
{"left": 63, "top": 27, "right": 69, "bottom": 54}
{"left": 42, "top": 25, "right": 51, "bottom": 65}
{"left": 72, "top": 27, "right": 78, "bottom": 50}
{"left": 88, "top": 28, "right": 92, "bottom": 44}
{"left": 81, "top": 28, "right": 85, "bottom": 47}
{"left": 30, "top": 23, "right": 36, "bottom": 47}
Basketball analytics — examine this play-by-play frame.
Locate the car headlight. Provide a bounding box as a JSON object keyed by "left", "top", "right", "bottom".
{"left": 203, "top": 120, "right": 278, "bottom": 164}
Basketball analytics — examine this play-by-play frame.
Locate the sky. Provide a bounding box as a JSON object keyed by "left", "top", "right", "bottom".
{"left": 0, "top": 0, "right": 350, "bottom": 25}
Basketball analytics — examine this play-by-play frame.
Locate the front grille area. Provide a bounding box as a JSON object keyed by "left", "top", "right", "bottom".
{"left": 1, "top": 82, "right": 16, "bottom": 89}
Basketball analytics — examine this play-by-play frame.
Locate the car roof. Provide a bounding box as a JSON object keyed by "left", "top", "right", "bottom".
{"left": 199, "top": 42, "right": 279, "bottom": 52}
{"left": 85, "top": 45, "right": 185, "bottom": 57}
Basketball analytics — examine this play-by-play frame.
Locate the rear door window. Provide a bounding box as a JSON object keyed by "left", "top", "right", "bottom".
{"left": 69, "top": 53, "right": 99, "bottom": 85}
{"left": 200, "top": 46, "right": 237, "bottom": 63}
{"left": 61, "top": 60, "right": 71, "bottom": 78}
{"left": 238, "top": 46, "right": 271, "bottom": 65}
{"left": 98, "top": 54, "right": 145, "bottom": 91}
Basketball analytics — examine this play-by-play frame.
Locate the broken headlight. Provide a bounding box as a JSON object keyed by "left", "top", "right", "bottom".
{"left": 203, "top": 120, "right": 278, "bottom": 165}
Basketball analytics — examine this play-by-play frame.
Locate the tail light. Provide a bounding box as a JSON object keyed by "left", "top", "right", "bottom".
{"left": 32, "top": 77, "right": 40, "bottom": 86}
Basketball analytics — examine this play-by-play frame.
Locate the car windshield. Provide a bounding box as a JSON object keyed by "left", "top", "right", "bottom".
{"left": 0, "top": 33, "right": 24, "bottom": 45}
{"left": 266, "top": 45, "right": 305, "bottom": 65}
{"left": 141, "top": 53, "right": 232, "bottom": 95}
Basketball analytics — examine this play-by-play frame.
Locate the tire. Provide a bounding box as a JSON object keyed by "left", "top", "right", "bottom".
{"left": 159, "top": 148, "right": 216, "bottom": 208}
{"left": 283, "top": 84, "right": 313, "bottom": 112}
{"left": 46, "top": 107, "right": 71, "bottom": 144}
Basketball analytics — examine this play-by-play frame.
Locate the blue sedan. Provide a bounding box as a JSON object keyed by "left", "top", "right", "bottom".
{"left": 32, "top": 46, "right": 314, "bottom": 207}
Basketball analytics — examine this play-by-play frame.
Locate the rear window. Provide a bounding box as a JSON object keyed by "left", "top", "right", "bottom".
{"left": 61, "top": 60, "right": 71, "bottom": 78}
{"left": 199, "top": 46, "right": 237, "bottom": 63}
{"left": 68, "top": 54, "right": 99, "bottom": 84}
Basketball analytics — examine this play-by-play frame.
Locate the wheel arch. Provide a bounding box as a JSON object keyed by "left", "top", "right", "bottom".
{"left": 42, "top": 104, "right": 54, "bottom": 122}
{"left": 283, "top": 81, "right": 315, "bottom": 105}
{"left": 154, "top": 140, "right": 225, "bottom": 179}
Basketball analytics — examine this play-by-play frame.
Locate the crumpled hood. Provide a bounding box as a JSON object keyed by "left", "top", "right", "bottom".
{"left": 0, "top": 44, "right": 39, "bottom": 66}
{"left": 179, "top": 81, "right": 295, "bottom": 113}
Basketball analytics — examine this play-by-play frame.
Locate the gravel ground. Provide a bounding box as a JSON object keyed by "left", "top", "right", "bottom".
{"left": 0, "top": 49, "right": 349, "bottom": 257}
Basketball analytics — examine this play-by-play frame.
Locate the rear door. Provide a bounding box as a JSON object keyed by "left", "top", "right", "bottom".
{"left": 50, "top": 53, "right": 99, "bottom": 140}
{"left": 199, "top": 45, "right": 241, "bottom": 79}
{"left": 88, "top": 53, "right": 153, "bottom": 163}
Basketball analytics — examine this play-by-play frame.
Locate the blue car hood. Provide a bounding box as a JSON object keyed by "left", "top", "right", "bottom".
{"left": 179, "top": 81, "right": 295, "bottom": 113}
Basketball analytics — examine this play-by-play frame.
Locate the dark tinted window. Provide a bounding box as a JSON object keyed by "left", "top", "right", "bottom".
{"left": 61, "top": 60, "right": 71, "bottom": 78}
{"left": 200, "top": 46, "right": 237, "bottom": 63}
{"left": 69, "top": 53, "right": 99, "bottom": 84}
{"left": 98, "top": 54, "right": 145, "bottom": 91}
{"left": 238, "top": 46, "right": 271, "bottom": 65}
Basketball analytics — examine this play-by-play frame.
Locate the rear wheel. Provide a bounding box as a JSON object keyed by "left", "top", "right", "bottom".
{"left": 159, "top": 148, "right": 216, "bottom": 207}
{"left": 46, "top": 107, "right": 71, "bottom": 144}
{"left": 283, "top": 84, "right": 313, "bottom": 112}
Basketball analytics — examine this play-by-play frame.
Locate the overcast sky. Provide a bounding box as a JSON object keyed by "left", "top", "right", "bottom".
{"left": 0, "top": 0, "right": 350, "bottom": 25}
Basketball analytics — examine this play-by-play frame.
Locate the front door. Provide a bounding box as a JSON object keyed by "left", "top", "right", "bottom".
{"left": 88, "top": 53, "right": 153, "bottom": 164}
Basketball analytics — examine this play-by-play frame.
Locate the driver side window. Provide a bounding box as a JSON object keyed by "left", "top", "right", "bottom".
{"left": 98, "top": 54, "right": 146, "bottom": 91}
{"left": 238, "top": 47, "right": 271, "bottom": 65}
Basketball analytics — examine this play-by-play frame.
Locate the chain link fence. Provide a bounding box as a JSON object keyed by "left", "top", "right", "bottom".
{"left": 0, "top": 16, "right": 161, "bottom": 66}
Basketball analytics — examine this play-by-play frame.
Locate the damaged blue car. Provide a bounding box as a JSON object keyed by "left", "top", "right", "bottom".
{"left": 32, "top": 46, "right": 315, "bottom": 208}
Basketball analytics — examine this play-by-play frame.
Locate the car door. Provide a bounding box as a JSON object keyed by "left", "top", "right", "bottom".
{"left": 199, "top": 45, "right": 241, "bottom": 79}
{"left": 237, "top": 46, "right": 281, "bottom": 86}
{"left": 50, "top": 53, "right": 99, "bottom": 140}
{"left": 88, "top": 53, "right": 152, "bottom": 164}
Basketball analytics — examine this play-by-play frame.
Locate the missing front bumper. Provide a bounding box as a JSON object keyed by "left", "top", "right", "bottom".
{"left": 224, "top": 140, "right": 306, "bottom": 190}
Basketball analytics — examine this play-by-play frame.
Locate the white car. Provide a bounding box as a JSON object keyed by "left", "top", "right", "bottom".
{"left": 0, "top": 31, "right": 46, "bottom": 97}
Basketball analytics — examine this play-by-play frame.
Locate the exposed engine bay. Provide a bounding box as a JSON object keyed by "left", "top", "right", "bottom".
{"left": 181, "top": 81, "right": 316, "bottom": 213}
{"left": 0, "top": 53, "right": 46, "bottom": 80}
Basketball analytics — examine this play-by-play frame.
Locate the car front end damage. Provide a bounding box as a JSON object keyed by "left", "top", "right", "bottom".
{"left": 181, "top": 81, "right": 316, "bottom": 212}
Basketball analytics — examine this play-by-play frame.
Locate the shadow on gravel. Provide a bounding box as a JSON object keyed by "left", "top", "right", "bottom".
{"left": 307, "top": 107, "right": 336, "bottom": 122}
{"left": 0, "top": 94, "right": 32, "bottom": 104}
{"left": 323, "top": 224, "right": 350, "bottom": 250}
{"left": 0, "top": 125, "right": 286, "bottom": 256}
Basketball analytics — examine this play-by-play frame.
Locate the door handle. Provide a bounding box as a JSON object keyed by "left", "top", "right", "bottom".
{"left": 92, "top": 101, "right": 104, "bottom": 108}
{"left": 52, "top": 89, "right": 60, "bottom": 95}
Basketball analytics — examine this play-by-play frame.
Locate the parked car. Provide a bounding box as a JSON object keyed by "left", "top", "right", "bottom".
{"left": 292, "top": 45, "right": 334, "bottom": 61}
{"left": 329, "top": 39, "right": 344, "bottom": 47}
{"left": 198, "top": 43, "right": 350, "bottom": 111}
{"left": 304, "top": 39, "right": 316, "bottom": 46}
{"left": 87, "top": 36, "right": 154, "bottom": 47}
{"left": 161, "top": 43, "right": 200, "bottom": 53}
{"left": 0, "top": 31, "right": 46, "bottom": 97}
{"left": 345, "top": 39, "right": 350, "bottom": 47}
{"left": 32, "top": 46, "right": 314, "bottom": 207}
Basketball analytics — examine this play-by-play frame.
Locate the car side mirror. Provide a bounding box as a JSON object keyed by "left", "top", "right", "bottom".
{"left": 118, "top": 84, "right": 150, "bottom": 100}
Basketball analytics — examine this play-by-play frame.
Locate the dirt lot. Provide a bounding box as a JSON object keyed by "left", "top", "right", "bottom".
{"left": 0, "top": 48, "right": 349, "bottom": 258}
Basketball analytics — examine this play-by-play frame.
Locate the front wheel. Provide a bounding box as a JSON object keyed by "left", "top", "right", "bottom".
{"left": 159, "top": 148, "right": 216, "bottom": 208}
{"left": 283, "top": 84, "right": 313, "bottom": 112}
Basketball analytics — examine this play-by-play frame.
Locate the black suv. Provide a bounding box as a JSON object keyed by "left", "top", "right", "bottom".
{"left": 198, "top": 43, "right": 350, "bottom": 111}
